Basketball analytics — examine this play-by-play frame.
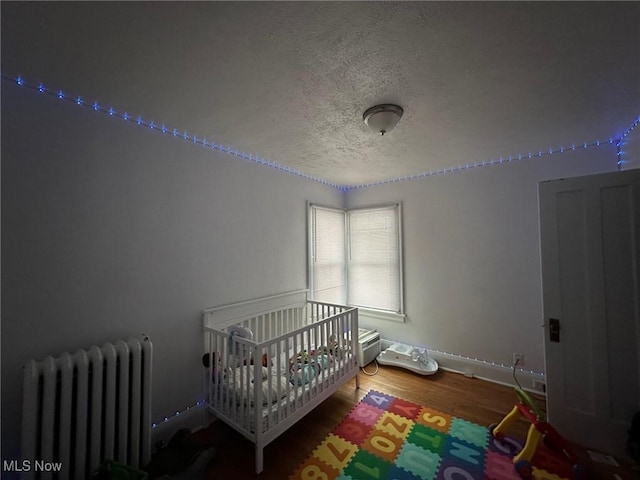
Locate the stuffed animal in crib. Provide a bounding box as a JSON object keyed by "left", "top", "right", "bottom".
{"left": 201, "top": 352, "right": 220, "bottom": 381}
{"left": 291, "top": 363, "right": 320, "bottom": 386}
{"left": 246, "top": 353, "right": 270, "bottom": 367}
{"left": 328, "top": 334, "right": 344, "bottom": 359}
{"left": 289, "top": 350, "right": 310, "bottom": 370}
{"left": 202, "top": 350, "right": 270, "bottom": 383}
{"left": 288, "top": 348, "right": 333, "bottom": 385}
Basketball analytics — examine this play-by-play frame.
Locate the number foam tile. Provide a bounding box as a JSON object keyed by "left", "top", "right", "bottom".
{"left": 361, "top": 427, "right": 406, "bottom": 463}
{"left": 288, "top": 454, "right": 340, "bottom": 480}
{"left": 347, "top": 401, "right": 384, "bottom": 427}
{"left": 362, "top": 390, "right": 394, "bottom": 410}
{"left": 334, "top": 416, "right": 373, "bottom": 446}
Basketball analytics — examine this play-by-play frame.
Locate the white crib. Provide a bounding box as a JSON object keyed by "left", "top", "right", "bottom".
{"left": 202, "top": 289, "right": 359, "bottom": 474}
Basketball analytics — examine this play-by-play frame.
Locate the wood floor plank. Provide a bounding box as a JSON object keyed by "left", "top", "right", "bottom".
{"left": 172, "top": 365, "right": 637, "bottom": 479}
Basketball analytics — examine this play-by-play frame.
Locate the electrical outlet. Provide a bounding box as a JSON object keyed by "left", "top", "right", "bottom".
{"left": 532, "top": 380, "right": 546, "bottom": 393}
{"left": 513, "top": 353, "right": 524, "bottom": 365}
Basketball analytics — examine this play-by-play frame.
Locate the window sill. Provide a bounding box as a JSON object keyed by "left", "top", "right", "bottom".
{"left": 356, "top": 307, "right": 406, "bottom": 323}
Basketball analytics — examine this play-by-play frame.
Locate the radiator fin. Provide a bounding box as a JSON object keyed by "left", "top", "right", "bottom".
{"left": 21, "top": 336, "right": 152, "bottom": 480}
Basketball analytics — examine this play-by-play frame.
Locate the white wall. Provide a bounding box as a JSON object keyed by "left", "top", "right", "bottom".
{"left": 1, "top": 83, "right": 343, "bottom": 461}
{"left": 346, "top": 145, "right": 619, "bottom": 379}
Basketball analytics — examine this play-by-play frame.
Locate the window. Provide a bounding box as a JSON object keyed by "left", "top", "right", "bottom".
{"left": 309, "top": 206, "right": 346, "bottom": 305}
{"left": 309, "top": 203, "right": 403, "bottom": 313}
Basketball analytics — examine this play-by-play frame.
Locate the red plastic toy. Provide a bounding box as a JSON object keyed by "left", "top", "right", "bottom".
{"left": 489, "top": 360, "right": 585, "bottom": 479}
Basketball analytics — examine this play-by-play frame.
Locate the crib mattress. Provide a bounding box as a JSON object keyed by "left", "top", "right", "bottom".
{"left": 210, "top": 355, "right": 355, "bottom": 433}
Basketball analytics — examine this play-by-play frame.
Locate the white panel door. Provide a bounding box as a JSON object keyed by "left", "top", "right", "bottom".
{"left": 539, "top": 168, "right": 640, "bottom": 457}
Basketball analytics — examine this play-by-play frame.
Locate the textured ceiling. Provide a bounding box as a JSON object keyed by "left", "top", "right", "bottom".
{"left": 2, "top": 2, "right": 639, "bottom": 187}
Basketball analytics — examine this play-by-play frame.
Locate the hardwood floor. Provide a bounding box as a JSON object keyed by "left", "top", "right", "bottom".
{"left": 173, "top": 365, "right": 637, "bottom": 479}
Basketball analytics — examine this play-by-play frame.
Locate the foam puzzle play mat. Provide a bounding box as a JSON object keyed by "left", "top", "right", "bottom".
{"left": 289, "top": 390, "right": 575, "bottom": 479}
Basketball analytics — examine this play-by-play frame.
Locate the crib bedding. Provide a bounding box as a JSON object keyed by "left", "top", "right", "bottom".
{"left": 223, "top": 366, "right": 290, "bottom": 405}
{"left": 217, "top": 352, "right": 355, "bottom": 433}
{"left": 220, "top": 346, "right": 347, "bottom": 406}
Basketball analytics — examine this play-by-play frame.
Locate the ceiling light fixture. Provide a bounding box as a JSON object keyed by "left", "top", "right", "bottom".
{"left": 363, "top": 104, "right": 403, "bottom": 136}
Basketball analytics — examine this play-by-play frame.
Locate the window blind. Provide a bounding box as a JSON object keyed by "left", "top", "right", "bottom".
{"left": 310, "top": 206, "right": 346, "bottom": 304}
{"left": 347, "top": 205, "right": 401, "bottom": 312}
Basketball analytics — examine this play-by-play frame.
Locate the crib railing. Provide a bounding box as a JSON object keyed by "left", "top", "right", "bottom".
{"left": 202, "top": 300, "right": 358, "bottom": 436}
{"left": 202, "top": 292, "right": 359, "bottom": 474}
{"left": 257, "top": 305, "right": 358, "bottom": 428}
{"left": 209, "top": 299, "right": 352, "bottom": 344}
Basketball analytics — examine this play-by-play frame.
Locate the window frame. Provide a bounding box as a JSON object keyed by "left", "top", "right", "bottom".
{"left": 308, "top": 202, "right": 404, "bottom": 315}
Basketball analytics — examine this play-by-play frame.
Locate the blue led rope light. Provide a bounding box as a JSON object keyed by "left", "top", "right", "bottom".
{"left": 152, "top": 400, "right": 205, "bottom": 429}
{"left": 345, "top": 136, "right": 634, "bottom": 191}
{"left": 425, "top": 348, "right": 544, "bottom": 377}
{"left": 4, "top": 74, "right": 638, "bottom": 191}
{"left": 617, "top": 139, "right": 624, "bottom": 170}
{"left": 617, "top": 115, "right": 640, "bottom": 171}
{"left": 622, "top": 116, "right": 640, "bottom": 138}
{"left": 3, "top": 74, "right": 344, "bottom": 191}
{"left": 382, "top": 338, "right": 544, "bottom": 377}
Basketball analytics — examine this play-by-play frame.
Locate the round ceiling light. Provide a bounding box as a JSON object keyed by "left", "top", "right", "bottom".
{"left": 363, "top": 104, "right": 404, "bottom": 135}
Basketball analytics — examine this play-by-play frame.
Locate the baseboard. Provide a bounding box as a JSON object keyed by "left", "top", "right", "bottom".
{"left": 379, "top": 338, "right": 546, "bottom": 395}
{"left": 150, "top": 404, "right": 214, "bottom": 450}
